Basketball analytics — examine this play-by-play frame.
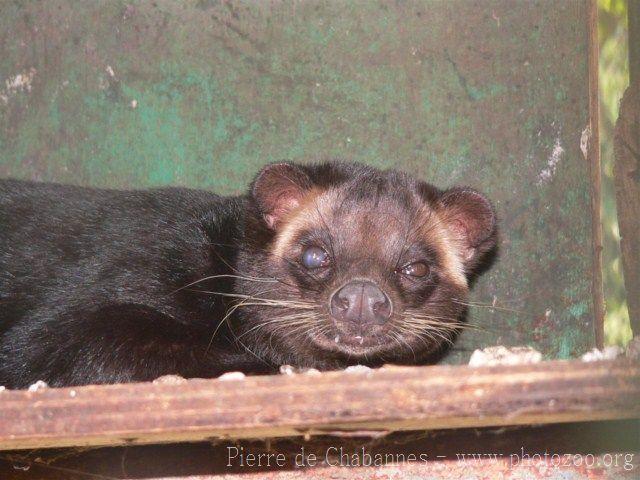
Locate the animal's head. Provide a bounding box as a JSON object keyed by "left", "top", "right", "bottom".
{"left": 235, "top": 161, "right": 497, "bottom": 368}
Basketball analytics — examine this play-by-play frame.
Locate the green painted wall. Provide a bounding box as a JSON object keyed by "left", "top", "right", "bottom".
{"left": 0, "top": 0, "right": 596, "bottom": 362}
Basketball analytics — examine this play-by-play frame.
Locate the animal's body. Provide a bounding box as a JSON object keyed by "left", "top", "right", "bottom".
{"left": 0, "top": 162, "right": 497, "bottom": 388}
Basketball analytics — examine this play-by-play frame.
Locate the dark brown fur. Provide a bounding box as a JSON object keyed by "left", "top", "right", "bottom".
{"left": 0, "top": 161, "right": 497, "bottom": 388}
{"left": 233, "top": 161, "right": 497, "bottom": 369}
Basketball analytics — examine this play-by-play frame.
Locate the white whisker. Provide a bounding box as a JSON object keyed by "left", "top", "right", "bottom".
{"left": 169, "top": 274, "right": 278, "bottom": 295}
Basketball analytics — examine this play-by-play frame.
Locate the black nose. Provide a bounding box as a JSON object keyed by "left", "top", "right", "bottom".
{"left": 330, "top": 281, "right": 392, "bottom": 325}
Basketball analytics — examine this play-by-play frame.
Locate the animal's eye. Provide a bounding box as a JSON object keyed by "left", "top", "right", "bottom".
{"left": 399, "top": 261, "right": 430, "bottom": 278}
{"left": 301, "top": 246, "right": 330, "bottom": 269}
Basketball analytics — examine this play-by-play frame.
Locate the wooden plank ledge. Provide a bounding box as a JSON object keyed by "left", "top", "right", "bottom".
{"left": 0, "top": 359, "right": 638, "bottom": 451}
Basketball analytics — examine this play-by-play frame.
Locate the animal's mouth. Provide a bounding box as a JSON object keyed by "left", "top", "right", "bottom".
{"left": 308, "top": 321, "right": 389, "bottom": 356}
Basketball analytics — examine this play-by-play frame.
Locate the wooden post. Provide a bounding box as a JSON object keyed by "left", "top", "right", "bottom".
{"left": 629, "top": 0, "right": 639, "bottom": 85}
{"left": 588, "top": 0, "right": 606, "bottom": 348}
{"left": 613, "top": 3, "right": 640, "bottom": 336}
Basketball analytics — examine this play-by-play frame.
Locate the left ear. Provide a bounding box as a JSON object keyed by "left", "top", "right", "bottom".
{"left": 251, "top": 162, "right": 313, "bottom": 229}
{"left": 438, "top": 187, "right": 497, "bottom": 270}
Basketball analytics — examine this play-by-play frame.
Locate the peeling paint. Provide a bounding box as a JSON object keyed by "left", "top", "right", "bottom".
{"left": 0, "top": 68, "right": 36, "bottom": 104}
{"left": 538, "top": 136, "right": 565, "bottom": 184}
{"left": 580, "top": 125, "right": 591, "bottom": 160}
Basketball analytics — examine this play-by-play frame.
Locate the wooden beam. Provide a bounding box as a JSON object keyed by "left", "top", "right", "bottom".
{"left": 588, "top": 0, "right": 605, "bottom": 348}
{"left": 615, "top": 0, "right": 640, "bottom": 335}
{"left": 0, "top": 359, "right": 638, "bottom": 451}
{"left": 629, "top": 0, "right": 639, "bottom": 85}
{"left": 2, "top": 453, "right": 638, "bottom": 480}
{"left": 614, "top": 85, "right": 640, "bottom": 335}
{"left": 2, "top": 419, "right": 638, "bottom": 479}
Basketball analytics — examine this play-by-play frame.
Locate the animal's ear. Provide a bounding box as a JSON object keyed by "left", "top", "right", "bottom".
{"left": 251, "top": 162, "right": 313, "bottom": 229}
{"left": 438, "top": 187, "right": 497, "bottom": 270}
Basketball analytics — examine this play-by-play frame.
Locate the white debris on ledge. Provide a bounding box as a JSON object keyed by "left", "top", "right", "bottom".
{"left": 344, "top": 364, "right": 373, "bottom": 374}
{"left": 153, "top": 374, "right": 188, "bottom": 385}
{"left": 468, "top": 346, "right": 542, "bottom": 367}
{"left": 218, "top": 371, "right": 246, "bottom": 381}
{"left": 0, "top": 386, "right": 5, "bottom": 393}
{"left": 581, "top": 346, "right": 623, "bottom": 362}
{"left": 279, "top": 364, "right": 296, "bottom": 376}
{"left": 27, "top": 380, "right": 49, "bottom": 392}
{"left": 279, "top": 365, "right": 322, "bottom": 376}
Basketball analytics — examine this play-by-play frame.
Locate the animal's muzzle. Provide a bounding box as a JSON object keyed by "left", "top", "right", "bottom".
{"left": 330, "top": 280, "right": 392, "bottom": 326}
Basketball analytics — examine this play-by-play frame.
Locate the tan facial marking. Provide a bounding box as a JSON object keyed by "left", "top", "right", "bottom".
{"left": 416, "top": 206, "right": 468, "bottom": 289}
{"left": 271, "top": 188, "right": 334, "bottom": 260}
{"left": 270, "top": 184, "right": 468, "bottom": 291}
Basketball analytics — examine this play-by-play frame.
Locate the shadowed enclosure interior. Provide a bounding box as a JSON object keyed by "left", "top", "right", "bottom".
{"left": 0, "top": 0, "right": 602, "bottom": 362}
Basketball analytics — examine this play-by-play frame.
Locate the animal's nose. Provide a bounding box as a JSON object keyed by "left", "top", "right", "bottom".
{"left": 330, "top": 281, "right": 392, "bottom": 325}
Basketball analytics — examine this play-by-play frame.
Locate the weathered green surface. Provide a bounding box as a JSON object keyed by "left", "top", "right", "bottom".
{"left": 0, "top": 0, "right": 595, "bottom": 361}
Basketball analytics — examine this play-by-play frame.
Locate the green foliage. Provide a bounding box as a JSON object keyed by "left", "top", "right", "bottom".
{"left": 598, "top": 0, "right": 632, "bottom": 345}
{"left": 600, "top": 0, "right": 627, "bottom": 17}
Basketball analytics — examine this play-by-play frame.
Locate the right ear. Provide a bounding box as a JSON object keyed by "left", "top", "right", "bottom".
{"left": 251, "top": 162, "right": 313, "bottom": 229}
{"left": 437, "top": 187, "right": 497, "bottom": 270}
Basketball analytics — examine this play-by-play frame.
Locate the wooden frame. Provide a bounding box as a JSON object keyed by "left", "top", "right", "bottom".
{"left": 587, "top": 0, "right": 606, "bottom": 347}
{"left": 1, "top": 359, "right": 638, "bottom": 451}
